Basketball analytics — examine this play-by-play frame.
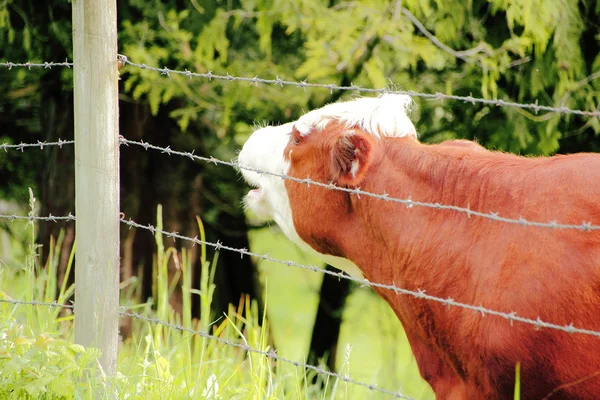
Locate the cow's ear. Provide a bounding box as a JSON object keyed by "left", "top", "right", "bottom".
{"left": 330, "top": 130, "right": 374, "bottom": 187}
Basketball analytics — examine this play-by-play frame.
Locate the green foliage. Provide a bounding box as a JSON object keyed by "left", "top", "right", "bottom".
{"left": 0, "top": 317, "right": 100, "bottom": 400}
{"left": 0, "top": 0, "right": 597, "bottom": 205}
{"left": 0, "top": 0, "right": 73, "bottom": 204}
{"left": 514, "top": 362, "right": 521, "bottom": 400}
{"left": 0, "top": 191, "right": 94, "bottom": 400}
{"left": 0, "top": 201, "right": 429, "bottom": 399}
{"left": 113, "top": 0, "right": 600, "bottom": 159}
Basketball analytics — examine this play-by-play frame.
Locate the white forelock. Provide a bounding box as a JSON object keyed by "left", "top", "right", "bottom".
{"left": 294, "top": 94, "right": 417, "bottom": 139}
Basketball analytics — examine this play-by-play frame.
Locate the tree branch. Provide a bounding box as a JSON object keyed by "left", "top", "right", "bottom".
{"left": 401, "top": 8, "right": 486, "bottom": 62}
{"left": 401, "top": 8, "right": 531, "bottom": 71}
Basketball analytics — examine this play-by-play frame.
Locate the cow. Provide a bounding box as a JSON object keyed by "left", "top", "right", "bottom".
{"left": 237, "top": 93, "right": 600, "bottom": 399}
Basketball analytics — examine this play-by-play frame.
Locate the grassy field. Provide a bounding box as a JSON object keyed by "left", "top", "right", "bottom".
{"left": 0, "top": 201, "right": 434, "bottom": 399}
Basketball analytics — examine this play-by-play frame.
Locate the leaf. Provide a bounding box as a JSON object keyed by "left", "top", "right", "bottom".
{"left": 501, "top": 36, "right": 533, "bottom": 57}
{"left": 22, "top": 26, "right": 30, "bottom": 51}
{"left": 8, "top": 24, "right": 14, "bottom": 43}
{"left": 363, "top": 57, "right": 387, "bottom": 89}
{"left": 132, "top": 79, "right": 151, "bottom": 100}
{"left": 592, "top": 53, "right": 600, "bottom": 73}
{"left": 514, "top": 362, "right": 521, "bottom": 400}
{"left": 170, "top": 107, "right": 198, "bottom": 132}
{"left": 256, "top": 13, "right": 273, "bottom": 58}
{"left": 162, "top": 82, "right": 176, "bottom": 104}
{"left": 433, "top": 17, "right": 458, "bottom": 44}
{"left": 194, "top": 9, "right": 230, "bottom": 65}
{"left": 148, "top": 86, "right": 162, "bottom": 116}
{"left": 14, "top": 336, "right": 35, "bottom": 347}
{"left": 68, "top": 344, "right": 86, "bottom": 354}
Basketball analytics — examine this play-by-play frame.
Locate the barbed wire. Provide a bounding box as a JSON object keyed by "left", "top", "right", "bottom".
{"left": 121, "top": 309, "right": 413, "bottom": 399}
{"left": 5, "top": 211, "right": 600, "bottom": 338}
{"left": 4, "top": 136, "right": 599, "bottom": 232}
{"left": 3, "top": 55, "right": 599, "bottom": 118}
{"left": 0, "top": 295, "right": 410, "bottom": 397}
{"left": 120, "top": 137, "right": 600, "bottom": 232}
{"left": 0, "top": 294, "right": 411, "bottom": 398}
{"left": 0, "top": 298, "right": 73, "bottom": 309}
{"left": 119, "top": 215, "right": 600, "bottom": 339}
{"left": 0, "top": 139, "right": 74, "bottom": 152}
{"left": 117, "top": 55, "right": 600, "bottom": 118}
{"left": 0, "top": 17, "right": 597, "bottom": 395}
{"left": 0, "top": 48, "right": 600, "bottom": 118}
{"left": 0, "top": 61, "right": 73, "bottom": 69}
{"left": 0, "top": 213, "right": 76, "bottom": 222}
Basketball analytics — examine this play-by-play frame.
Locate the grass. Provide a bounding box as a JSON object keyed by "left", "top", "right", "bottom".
{"left": 0, "top": 195, "right": 435, "bottom": 400}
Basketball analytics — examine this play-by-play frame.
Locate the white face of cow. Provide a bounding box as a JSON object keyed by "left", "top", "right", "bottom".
{"left": 238, "top": 121, "right": 368, "bottom": 279}
{"left": 237, "top": 122, "right": 298, "bottom": 241}
{"left": 237, "top": 94, "right": 418, "bottom": 280}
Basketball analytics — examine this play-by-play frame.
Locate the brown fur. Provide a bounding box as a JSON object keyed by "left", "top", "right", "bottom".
{"left": 283, "top": 123, "right": 600, "bottom": 399}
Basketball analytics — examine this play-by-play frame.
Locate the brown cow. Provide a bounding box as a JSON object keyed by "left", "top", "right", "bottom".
{"left": 237, "top": 94, "right": 600, "bottom": 399}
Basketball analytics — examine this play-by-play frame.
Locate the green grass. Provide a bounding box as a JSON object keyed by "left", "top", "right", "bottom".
{"left": 0, "top": 197, "right": 435, "bottom": 400}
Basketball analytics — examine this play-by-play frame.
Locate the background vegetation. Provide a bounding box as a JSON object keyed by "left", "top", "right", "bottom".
{"left": 0, "top": 0, "right": 599, "bottom": 398}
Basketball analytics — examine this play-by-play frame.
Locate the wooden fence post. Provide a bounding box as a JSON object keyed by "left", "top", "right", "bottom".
{"left": 72, "top": 0, "right": 120, "bottom": 377}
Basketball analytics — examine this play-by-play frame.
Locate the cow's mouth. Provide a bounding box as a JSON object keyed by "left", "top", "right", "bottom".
{"left": 246, "top": 183, "right": 263, "bottom": 198}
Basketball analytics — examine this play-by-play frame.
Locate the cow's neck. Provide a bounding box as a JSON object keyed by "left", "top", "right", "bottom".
{"left": 339, "top": 138, "right": 508, "bottom": 308}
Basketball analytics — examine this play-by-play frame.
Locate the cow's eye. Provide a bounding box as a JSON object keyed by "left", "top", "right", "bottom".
{"left": 293, "top": 137, "right": 301, "bottom": 145}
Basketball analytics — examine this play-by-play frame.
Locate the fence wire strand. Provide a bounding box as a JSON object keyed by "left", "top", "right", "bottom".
{"left": 120, "top": 137, "right": 600, "bottom": 232}
{"left": 0, "top": 140, "right": 74, "bottom": 152}
{"left": 0, "top": 298, "right": 73, "bottom": 310}
{"left": 6, "top": 210, "right": 600, "bottom": 338}
{"left": 0, "top": 213, "right": 76, "bottom": 222}
{"left": 0, "top": 61, "right": 73, "bottom": 69}
{"left": 119, "top": 215, "right": 600, "bottom": 339}
{"left": 120, "top": 309, "right": 413, "bottom": 399}
{"left": 3, "top": 55, "right": 599, "bottom": 117}
{"left": 116, "top": 55, "right": 600, "bottom": 118}
{"left": 0, "top": 296, "right": 410, "bottom": 398}
{"left": 5, "top": 137, "right": 600, "bottom": 232}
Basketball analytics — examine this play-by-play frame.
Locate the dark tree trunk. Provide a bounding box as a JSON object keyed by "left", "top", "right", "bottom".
{"left": 37, "top": 63, "right": 76, "bottom": 303}
{"left": 27, "top": 0, "right": 77, "bottom": 302}
{"left": 209, "top": 210, "right": 265, "bottom": 323}
{"left": 308, "top": 264, "right": 351, "bottom": 372}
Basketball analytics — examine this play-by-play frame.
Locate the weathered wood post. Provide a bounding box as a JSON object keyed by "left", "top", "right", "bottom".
{"left": 72, "top": 0, "right": 120, "bottom": 377}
